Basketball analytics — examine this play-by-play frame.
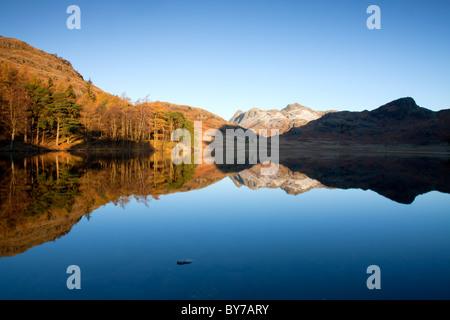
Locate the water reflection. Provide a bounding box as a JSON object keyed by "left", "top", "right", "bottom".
{"left": 0, "top": 152, "right": 449, "bottom": 258}
{"left": 229, "top": 153, "right": 450, "bottom": 204}
{"left": 0, "top": 152, "right": 201, "bottom": 257}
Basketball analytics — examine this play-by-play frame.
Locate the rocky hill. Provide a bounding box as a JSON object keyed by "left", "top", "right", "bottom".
{"left": 0, "top": 36, "right": 103, "bottom": 97}
{"left": 230, "top": 103, "right": 335, "bottom": 134}
{"left": 283, "top": 97, "right": 450, "bottom": 146}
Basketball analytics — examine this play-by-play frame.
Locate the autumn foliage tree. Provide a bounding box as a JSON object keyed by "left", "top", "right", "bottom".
{"left": 0, "top": 62, "right": 30, "bottom": 148}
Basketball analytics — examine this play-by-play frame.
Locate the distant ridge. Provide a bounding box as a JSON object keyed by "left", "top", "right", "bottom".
{"left": 158, "top": 101, "right": 237, "bottom": 132}
{"left": 284, "top": 97, "right": 450, "bottom": 145}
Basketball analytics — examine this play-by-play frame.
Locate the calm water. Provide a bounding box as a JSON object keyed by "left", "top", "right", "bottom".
{"left": 0, "top": 152, "right": 449, "bottom": 300}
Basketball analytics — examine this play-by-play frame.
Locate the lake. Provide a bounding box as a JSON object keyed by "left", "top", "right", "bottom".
{"left": 0, "top": 152, "right": 449, "bottom": 300}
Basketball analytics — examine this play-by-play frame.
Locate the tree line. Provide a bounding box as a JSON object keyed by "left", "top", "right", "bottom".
{"left": 0, "top": 61, "right": 193, "bottom": 150}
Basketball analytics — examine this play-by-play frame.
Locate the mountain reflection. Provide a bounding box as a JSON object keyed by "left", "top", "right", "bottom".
{"left": 0, "top": 152, "right": 449, "bottom": 257}
{"left": 227, "top": 152, "right": 450, "bottom": 204}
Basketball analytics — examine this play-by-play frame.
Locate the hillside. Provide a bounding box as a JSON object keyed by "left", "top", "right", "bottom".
{"left": 0, "top": 36, "right": 234, "bottom": 131}
{"left": 283, "top": 97, "right": 450, "bottom": 146}
{"left": 0, "top": 36, "right": 103, "bottom": 97}
{"left": 0, "top": 37, "right": 236, "bottom": 151}
{"left": 159, "top": 101, "right": 236, "bottom": 132}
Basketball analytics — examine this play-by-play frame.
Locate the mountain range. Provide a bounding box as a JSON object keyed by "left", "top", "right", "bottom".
{"left": 1, "top": 36, "right": 449, "bottom": 148}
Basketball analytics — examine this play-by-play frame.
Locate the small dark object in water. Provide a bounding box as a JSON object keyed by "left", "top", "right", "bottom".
{"left": 177, "top": 260, "right": 192, "bottom": 265}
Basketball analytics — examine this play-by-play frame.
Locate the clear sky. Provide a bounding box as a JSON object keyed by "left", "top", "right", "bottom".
{"left": 1, "top": 0, "right": 449, "bottom": 120}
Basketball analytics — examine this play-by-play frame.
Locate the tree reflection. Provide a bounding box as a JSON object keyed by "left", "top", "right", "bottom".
{"left": 0, "top": 152, "right": 198, "bottom": 257}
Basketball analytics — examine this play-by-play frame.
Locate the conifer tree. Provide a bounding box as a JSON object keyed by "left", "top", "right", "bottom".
{"left": 45, "top": 91, "right": 82, "bottom": 146}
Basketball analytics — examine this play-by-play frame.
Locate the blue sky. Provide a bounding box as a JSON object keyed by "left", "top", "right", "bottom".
{"left": 1, "top": 0, "right": 449, "bottom": 120}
